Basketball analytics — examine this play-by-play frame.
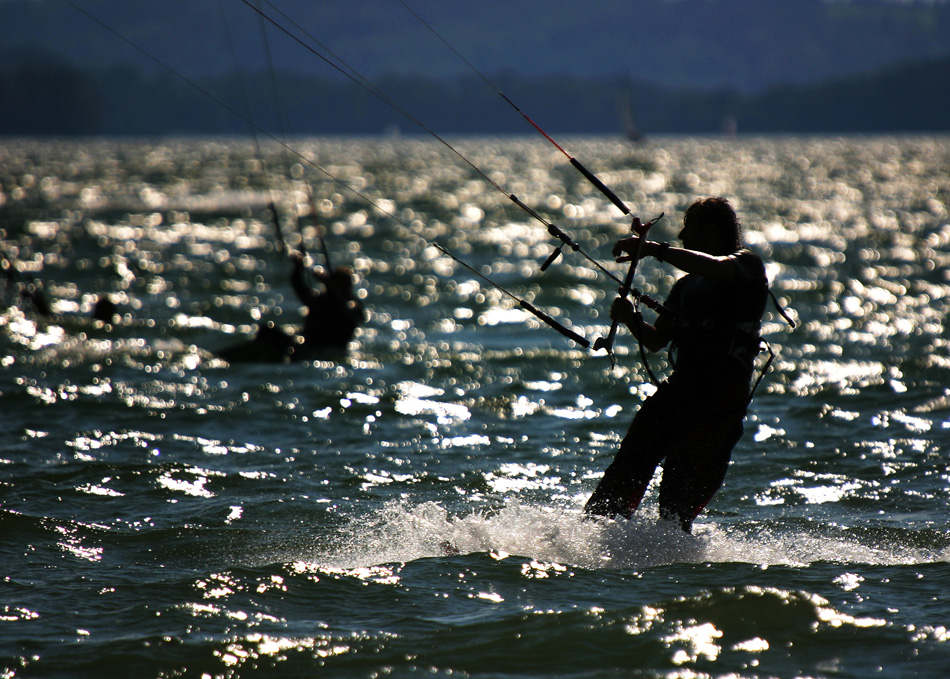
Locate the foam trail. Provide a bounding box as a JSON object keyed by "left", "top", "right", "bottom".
{"left": 311, "top": 500, "right": 950, "bottom": 570}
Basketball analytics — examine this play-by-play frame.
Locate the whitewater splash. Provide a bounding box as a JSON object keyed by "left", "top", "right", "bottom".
{"left": 309, "top": 500, "right": 950, "bottom": 571}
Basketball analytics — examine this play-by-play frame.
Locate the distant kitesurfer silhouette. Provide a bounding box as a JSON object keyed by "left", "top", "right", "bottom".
{"left": 216, "top": 252, "right": 364, "bottom": 363}
{"left": 288, "top": 252, "right": 364, "bottom": 354}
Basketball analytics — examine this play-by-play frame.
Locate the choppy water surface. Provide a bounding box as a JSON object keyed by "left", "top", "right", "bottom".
{"left": 2, "top": 135, "right": 950, "bottom": 678}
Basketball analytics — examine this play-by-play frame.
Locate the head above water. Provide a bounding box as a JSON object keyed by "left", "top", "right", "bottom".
{"left": 681, "top": 197, "right": 742, "bottom": 255}
{"left": 327, "top": 266, "right": 355, "bottom": 293}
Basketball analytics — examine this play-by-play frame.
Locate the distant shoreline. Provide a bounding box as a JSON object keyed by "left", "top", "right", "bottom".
{"left": 3, "top": 50, "right": 949, "bottom": 137}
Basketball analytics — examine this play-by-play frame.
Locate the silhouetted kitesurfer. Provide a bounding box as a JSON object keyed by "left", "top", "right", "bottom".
{"left": 216, "top": 253, "right": 364, "bottom": 363}
{"left": 584, "top": 197, "right": 769, "bottom": 532}
{"left": 289, "top": 253, "right": 364, "bottom": 352}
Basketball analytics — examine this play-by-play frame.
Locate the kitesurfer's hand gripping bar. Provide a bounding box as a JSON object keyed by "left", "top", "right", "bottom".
{"left": 593, "top": 213, "right": 664, "bottom": 362}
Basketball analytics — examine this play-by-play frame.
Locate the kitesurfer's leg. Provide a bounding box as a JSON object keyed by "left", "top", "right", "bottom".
{"left": 584, "top": 385, "right": 674, "bottom": 518}
{"left": 583, "top": 467, "right": 650, "bottom": 519}
{"left": 657, "top": 415, "right": 743, "bottom": 532}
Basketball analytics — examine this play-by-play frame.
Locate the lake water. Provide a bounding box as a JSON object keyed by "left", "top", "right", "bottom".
{"left": 2, "top": 135, "right": 950, "bottom": 677}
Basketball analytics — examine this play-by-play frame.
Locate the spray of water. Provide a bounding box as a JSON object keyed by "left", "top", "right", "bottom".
{"left": 309, "top": 500, "right": 950, "bottom": 571}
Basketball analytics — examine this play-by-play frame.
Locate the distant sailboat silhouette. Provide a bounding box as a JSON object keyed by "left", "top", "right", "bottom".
{"left": 722, "top": 114, "right": 738, "bottom": 138}
{"left": 619, "top": 82, "right": 644, "bottom": 143}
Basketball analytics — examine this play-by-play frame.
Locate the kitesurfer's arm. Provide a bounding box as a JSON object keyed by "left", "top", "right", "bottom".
{"left": 610, "top": 297, "right": 671, "bottom": 353}
{"left": 614, "top": 238, "right": 739, "bottom": 280}
{"left": 290, "top": 253, "right": 320, "bottom": 306}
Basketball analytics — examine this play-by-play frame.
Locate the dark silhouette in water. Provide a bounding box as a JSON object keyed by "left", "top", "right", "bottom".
{"left": 288, "top": 253, "right": 364, "bottom": 353}
{"left": 91, "top": 295, "right": 119, "bottom": 324}
{"left": 216, "top": 254, "right": 364, "bottom": 363}
{"left": 3, "top": 252, "right": 52, "bottom": 317}
{"left": 584, "top": 197, "right": 768, "bottom": 533}
{"left": 215, "top": 319, "right": 296, "bottom": 364}
{"left": 18, "top": 280, "right": 52, "bottom": 317}
{"left": 3, "top": 248, "right": 134, "bottom": 332}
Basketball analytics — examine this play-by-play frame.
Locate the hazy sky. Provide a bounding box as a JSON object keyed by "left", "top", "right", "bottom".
{"left": 5, "top": 0, "right": 950, "bottom": 91}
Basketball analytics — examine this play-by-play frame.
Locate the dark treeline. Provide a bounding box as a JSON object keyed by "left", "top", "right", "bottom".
{"left": 2, "top": 49, "right": 949, "bottom": 137}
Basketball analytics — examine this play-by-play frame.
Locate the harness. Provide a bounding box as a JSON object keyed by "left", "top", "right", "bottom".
{"left": 662, "top": 282, "right": 795, "bottom": 406}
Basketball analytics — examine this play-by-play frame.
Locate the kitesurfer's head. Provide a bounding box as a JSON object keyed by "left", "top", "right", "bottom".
{"left": 328, "top": 266, "right": 355, "bottom": 294}
{"left": 681, "top": 197, "right": 742, "bottom": 255}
